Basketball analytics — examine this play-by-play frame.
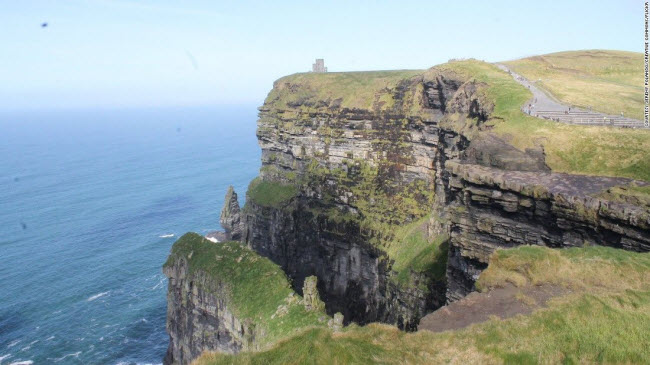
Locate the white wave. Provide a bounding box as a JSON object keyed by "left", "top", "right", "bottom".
{"left": 48, "top": 351, "right": 81, "bottom": 362}
{"left": 7, "top": 341, "right": 19, "bottom": 348}
{"left": 159, "top": 233, "right": 175, "bottom": 238}
{"left": 9, "top": 361, "right": 33, "bottom": 365}
{"left": 19, "top": 341, "right": 36, "bottom": 352}
{"left": 87, "top": 291, "right": 109, "bottom": 302}
{"left": 151, "top": 277, "right": 166, "bottom": 290}
{"left": 45, "top": 336, "right": 55, "bottom": 341}
{"left": 0, "top": 354, "right": 12, "bottom": 362}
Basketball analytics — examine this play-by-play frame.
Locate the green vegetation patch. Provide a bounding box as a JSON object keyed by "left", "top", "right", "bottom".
{"left": 435, "top": 59, "right": 650, "bottom": 181}
{"left": 384, "top": 215, "right": 448, "bottom": 286}
{"left": 476, "top": 245, "right": 650, "bottom": 293}
{"left": 246, "top": 177, "right": 298, "bottom": 208}
{"left": 504, "top": 50, "right": 643, "bottom": 119}
{"left": 196, "top": 245, "right": 650, "bottom": 364}
{"left": 264, "top": 70, "right": 424, "bottom": 112}
{"left": 164, "top": 233, "right": 324, "bottom": 346}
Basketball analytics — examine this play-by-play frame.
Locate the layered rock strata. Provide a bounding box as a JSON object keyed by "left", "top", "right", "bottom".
{"left": 444, "top": 161, "right": 650, "bottom": 300}
{"left": 163, "top": 255, "right": 253, "bottom": 365}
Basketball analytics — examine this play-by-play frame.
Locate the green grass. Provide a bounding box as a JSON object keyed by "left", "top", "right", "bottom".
{"left": 504, "top": 50, "right": 643, "bottom": 119}
{"left": 264, "top": 70, "right": 424, "bottom": 112}
{"left": 195, "top": 245, "right": 650, "bottom": 364}
{"left": 164, "top": 233, "right": 324, "bottom": 347}
{"left": 435, "top": 59, "right": 650, "bottom": 181}
{"left": 384, "top": 215, "right": 448, "bottom": 285}
{"left": 476, "top": 245, "right": 650, "bottom": 293}
{"left": 246, "top": 177, "right": 298, "bottom": 208}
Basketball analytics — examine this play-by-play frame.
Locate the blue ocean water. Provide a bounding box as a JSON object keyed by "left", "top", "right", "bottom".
{"left": 0, "top": 106, "right": 260, "bottom": 364}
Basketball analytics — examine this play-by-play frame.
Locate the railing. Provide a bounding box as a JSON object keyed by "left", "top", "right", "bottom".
{"left": 522, "top": 109, "right": 646, "bottom": 128}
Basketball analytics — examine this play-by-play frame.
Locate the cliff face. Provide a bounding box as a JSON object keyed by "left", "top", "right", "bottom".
{"left": 163, "top": 233, "right": 325, "bottom": 365}
{"left": 235, "top": 68, "right": 493, "bottom": 329}
{"left": 443, "top": 161, "right": 650, "bottom": 300}
{"left": 164, "top": 257, "right": 251, "bottom": 364}
{"left": 164, "top": 60, "right": 650, "bottom": 363}
{"left": 236, "top": 62, "right": 650, "bottom": 329}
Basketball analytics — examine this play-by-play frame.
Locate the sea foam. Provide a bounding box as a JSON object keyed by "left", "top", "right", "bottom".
{"left": 86, "top": 292, "right": 109, "bottom": 302}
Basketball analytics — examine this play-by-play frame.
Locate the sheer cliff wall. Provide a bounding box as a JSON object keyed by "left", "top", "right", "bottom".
{"left": 236, "top": 68, "right": 490, "bottom": 329}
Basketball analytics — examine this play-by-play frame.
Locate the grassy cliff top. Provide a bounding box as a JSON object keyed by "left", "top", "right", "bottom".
{"left": 503, "top": 50, "right": 643, "bottom": 119}
{"left": 263, "top": 69, "right": 424, "bottom": 112}
{"left": 437, "top": 59, "right": 650, "bottom": 181}
{"left": 245, "top": 177, "right": 298, "bottom": 208}
{"left": 164, "top": 233, "right": 324, "bottom": 346}
{"left": 195, "top": 245, "right": 650, "bottom": 364}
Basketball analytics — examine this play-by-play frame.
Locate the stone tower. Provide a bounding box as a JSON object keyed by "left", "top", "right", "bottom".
{"left": 312, "top": 59, "right": 327, "bottom": 73}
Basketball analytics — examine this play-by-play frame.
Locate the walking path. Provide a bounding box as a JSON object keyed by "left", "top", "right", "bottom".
{"left": 495, "top": 64, "right": 646, "bottom": 128}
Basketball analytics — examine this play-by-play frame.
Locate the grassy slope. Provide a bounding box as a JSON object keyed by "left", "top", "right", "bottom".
{"left": 503, "top": 50, "right": 643, "bottom": 119}
{"left": 436, "top": 59, "right": 650, "bottom": 181}
{"left": 164, "top": 233, "right": 324, "bottom": 347}
{"left": 196, "top": 246, "right": 650, "bottom": 364}
{"left": 264, "top": 70, "right": 424, "bottom": 111}
{"left": 384, "top": 215, "right": 448, "bottom": 286}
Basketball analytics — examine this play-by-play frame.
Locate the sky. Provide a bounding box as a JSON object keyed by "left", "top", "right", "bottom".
{"left": 0, "top": 0, "right": 642, "bottom": 110}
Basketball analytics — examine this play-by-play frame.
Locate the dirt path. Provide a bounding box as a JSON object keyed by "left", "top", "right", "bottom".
{"left": 418, "top": 284, "right": 567, "bottom": 333}
{"left": 495, "top": 64, "right": 645, "bottom": 128}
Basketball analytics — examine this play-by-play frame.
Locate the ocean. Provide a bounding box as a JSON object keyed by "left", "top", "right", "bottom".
{"left": 0, "top": 106, "right": 261, "bottom": 364}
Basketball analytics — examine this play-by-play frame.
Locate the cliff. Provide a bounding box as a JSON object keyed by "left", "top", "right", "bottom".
{"left": 239, "top": 68, "right": 466, "bottom": 329}
{"left": 164, "top": 57, "right": 650, "bottom": 364}
{"left": 229, "top": 60, "right": 649, "bottom": 328}
{"left": 163, "top": 233, "right": 325, "bottom": 365}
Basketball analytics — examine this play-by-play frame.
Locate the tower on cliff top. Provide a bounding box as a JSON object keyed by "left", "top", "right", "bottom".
{"left": 312, "top": 59, "right": 327, "bottom": 73}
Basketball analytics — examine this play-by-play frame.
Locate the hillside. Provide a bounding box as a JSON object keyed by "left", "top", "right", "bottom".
{"left": 439, "top": 59, "right": 650, "bottom": 181}
{"left": 503, "top": 50, "right": 643, "bottom": 119}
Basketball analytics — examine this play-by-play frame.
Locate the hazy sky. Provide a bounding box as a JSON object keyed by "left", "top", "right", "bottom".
{"left": 0, "top": 0, "right": 642, "bottom": 110}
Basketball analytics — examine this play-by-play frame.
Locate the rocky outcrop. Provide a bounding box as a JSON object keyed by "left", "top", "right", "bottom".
{"left": 220, "top": 186, "right": 242, "bottom": 241}
{"left": 443, "top": 161, "right": 650, "bottom": 300}
{"left": 302, "top": 276, "right": 326, "bottom": 312}
{"left": 163, "top": 233, "right": 326, "bottom": 364}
